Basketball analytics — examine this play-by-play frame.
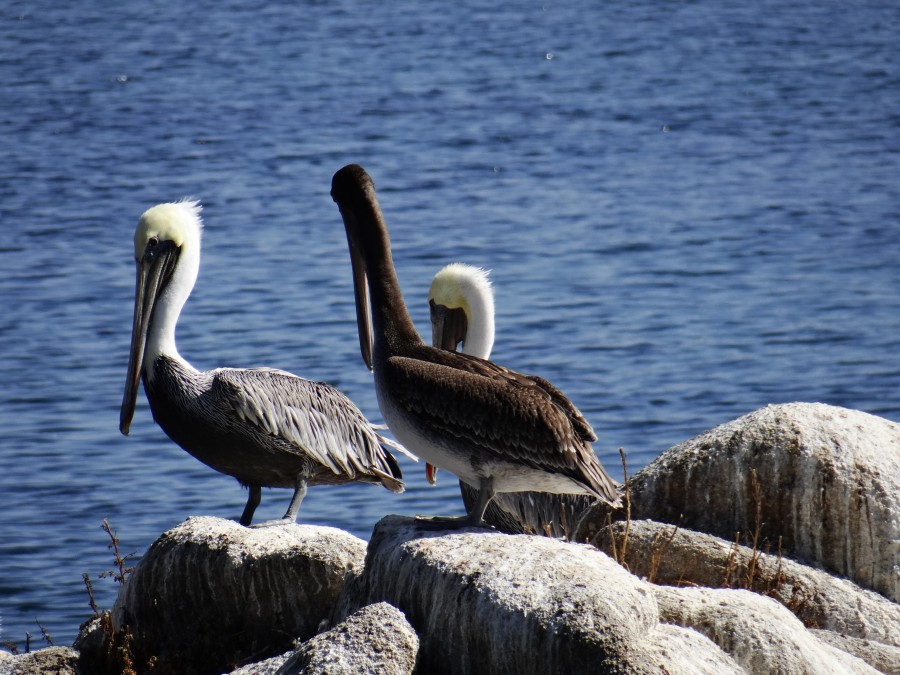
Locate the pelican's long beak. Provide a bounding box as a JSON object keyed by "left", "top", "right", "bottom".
{"left": 119, "top": 241, "right": 179, "bottom": 435}
{"left": 339, "top": 206, "right": 374, "bottom": 371}
{"left": 429, "top": 301, "right": 468, "bottom": 353}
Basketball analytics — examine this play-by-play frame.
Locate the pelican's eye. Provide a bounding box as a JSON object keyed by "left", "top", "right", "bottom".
{"left": 141, "top": 235, "right": 162, "bottom": 264}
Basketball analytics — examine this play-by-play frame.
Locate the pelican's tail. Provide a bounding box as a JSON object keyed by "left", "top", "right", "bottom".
{"left": 376, "top": 429, "right": 418, "bottom": 462}
{"left": 371, "top": 467, "right": 405, "bottom": 494}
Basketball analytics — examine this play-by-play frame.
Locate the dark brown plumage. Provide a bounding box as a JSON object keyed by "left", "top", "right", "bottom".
{"left": 332, "top": 164, "right": 619, "bottom": 527}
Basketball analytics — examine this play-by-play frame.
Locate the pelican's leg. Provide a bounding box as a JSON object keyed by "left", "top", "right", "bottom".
{"left": 415, "top": 477, "right": 495, "bottom": 529}
{"left": 240, "top": 485, "right": 262, "bottom": 526}
{"left": 465, "top": 477, "right": 496, "bottom": 526}
{"left": 251, "top": 475, "right": 308, "bottom": 528}
{"left": 281, "top": 476, "right": 308, "bottom": 522}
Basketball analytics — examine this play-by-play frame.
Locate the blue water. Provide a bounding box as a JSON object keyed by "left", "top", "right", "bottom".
{"left": 1, "top": 0, "right": 898, "bottom": 649}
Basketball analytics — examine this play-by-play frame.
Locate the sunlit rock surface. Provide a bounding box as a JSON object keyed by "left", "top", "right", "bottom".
{"left": 331, "top": 515, "right": 728, "bottom": 675}
{"left": 110, "top": 516, "right": 366, "bottom": 675}
{"left": 0, "top": 646, "right": 78, "bottom": 675}
{"left": 810, "top": 629, "right": 900, "bottom": 675}
{"left": 277, "top": 602, "right": 418, "bottom": 675}
{"left": 636, "top": 624, "right": 744, "bottom": 675}
{"left": 654, "top": 586, "right": 877, "bottom": 674}
{"left": 579, "top": 403, "right": 900, "bottom": 602}
{"left": 588, "top": 519, "right": 900, "bottom": 653}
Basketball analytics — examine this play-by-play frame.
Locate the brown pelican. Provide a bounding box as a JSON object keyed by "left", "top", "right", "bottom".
{"left": 429, "top": 263, "right": 599, "bottom": 538}
{"left": 119, "top": 200, "right": 413, "bottom": 526}
{"left": 331, "top": 164, "right": 620, "bottom": 528}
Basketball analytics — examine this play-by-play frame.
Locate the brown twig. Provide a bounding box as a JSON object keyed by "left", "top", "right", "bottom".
{"left": 722, "top": 531, "right": 741, "bottom": 587}
{"left": 99, "top": 518, "right": 135, "bottom": 584}
{"left": 37, "top": 623, "right": 53, "bottom": 647}
{"left": 647, "top": 521, "right": 679, "bottom": 584}
{"left": 744, "top": 468, "right": 764, "bottom": 588}
{"left": 83, "top": 572, "right": 100, "bottom": 617}
{"left": 606, "top": 512, "right": 620, "bottom": 565}
{"left": 618, "top": 448, "right": 631, "bottom": 564}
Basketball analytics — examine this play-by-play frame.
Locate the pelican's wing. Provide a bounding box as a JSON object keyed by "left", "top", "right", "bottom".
{"left": 211, "top": 367, "right": 415, "bottom": 479}
{"left": 518, "top": 373, "right": 597, "bottom": 443}
{"left": 384, "top": 354, "right": 588, "bottom": 477}
{"left": 407, "top": 344, "right": 597, "bottom": 440}
{"left": 385, "top": 344, "right": 616, "bottom": 502}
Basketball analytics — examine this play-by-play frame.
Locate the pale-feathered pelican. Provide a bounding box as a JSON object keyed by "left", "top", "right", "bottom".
{"left": 119, "top": 200, "right": 414, "bottom": 526}
{"left": 429, "top": 263, "right": 598, "bottom": 538}
{"left": 331, "top": 164, "right": 620, "bottom": 528}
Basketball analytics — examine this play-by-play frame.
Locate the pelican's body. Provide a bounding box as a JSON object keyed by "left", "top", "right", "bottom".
{"left": 429, "top": 263, "right": 596, "bottom": 538}
{"left": 331, "top": 164, "right": 619, "bottom": 527}
{"left": 120, "top": 200, "right": 411, "bottom": 526}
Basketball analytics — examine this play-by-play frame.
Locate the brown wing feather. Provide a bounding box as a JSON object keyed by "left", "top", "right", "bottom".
{"left": 386, "top": 348, "right": 584, "bottom": 476}
{"left": 387, "top": 344, "right": 618, "bottom": 503}
{"left": 404, "top": 344, "right": 595, "bottom": 438}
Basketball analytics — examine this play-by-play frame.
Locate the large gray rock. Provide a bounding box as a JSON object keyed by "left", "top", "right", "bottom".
{"left": 111, "top": 516, "right": 366, "bottom": 675}
{"left": 579, "top": 403, "right": 900, "bottom": 602}
{"left": 654, "top": 585, "right": 878, "bottom": 674}
{"left": 588, "top": 519, "right": 900, "bottom": 650}
{"left": 276, "top": 602, "right": 418, "bottom": 675}
{"left": 229, "top": 652, "right": 292, "bottom": 675}
{"left": 0, "top": 646, "right": 78, "bottom": 675}
{"left": 637, "top": 624, "right": 744, "bottom": 675}
{"left": 332, "top": 515, "right": 725, "bottom": 675}
{"left": 810, "top": 630, "right": 900, "bottom": 675}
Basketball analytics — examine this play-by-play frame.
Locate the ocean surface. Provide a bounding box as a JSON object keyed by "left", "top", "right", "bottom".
{"left": 1, "top": 0, "right": 898, "bottom": 649}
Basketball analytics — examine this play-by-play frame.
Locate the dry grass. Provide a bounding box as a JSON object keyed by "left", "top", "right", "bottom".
{"left": 606, "top": 448, "right": 631, "bottom": 569}
{"left": 602, "top": 463, "right": 815, "bottom": 624}
{"left": 77, "top": 518, "right": 146, "bottom": 675}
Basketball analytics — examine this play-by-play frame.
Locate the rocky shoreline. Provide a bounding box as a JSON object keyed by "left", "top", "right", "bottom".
{"left": 2, "top": 403, "right": 898, "bottom": 674}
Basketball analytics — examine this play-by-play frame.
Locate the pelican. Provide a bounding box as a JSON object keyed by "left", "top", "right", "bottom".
{"left": 429, "top": 263, "right": 598, "bottom": 538}
{"left": 331, "top": 164, "right": 620, "bottom": 528}
{"left": 119, "top": 200, "right": 413, "bottom": 526}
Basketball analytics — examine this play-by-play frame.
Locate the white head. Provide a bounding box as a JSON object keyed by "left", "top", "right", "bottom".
{"left": 134, "top": 200, "right": 203, "bottom": 360}
{"left": 428, "top": 263, "right": 495, "bottom": 359}
{"left": 120, "top": 200, "right": 203, "bottom": 434}
{"left": 134, "top": 200, "right": 203, "bottom": 260}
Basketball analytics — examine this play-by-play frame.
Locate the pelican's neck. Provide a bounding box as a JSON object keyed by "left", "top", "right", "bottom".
{"left": 361, "top": 206, "right": 422, "bottom": 355}
{"left": 145, "top": 245, "right": 200, "bottom": 376}
{"left": 459, "top": 278, "right": 495, "bottom": 361}
{"left": 430, "top": 263, "right": 496, "bottom": 360}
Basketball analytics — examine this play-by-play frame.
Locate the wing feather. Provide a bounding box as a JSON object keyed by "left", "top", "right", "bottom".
{"left": 210, "top": 367, "right": 414, "bottom": 480}
{"left": 385, "top": 352, "right": 586, "bottom": 476}
{"left": 384, "top": 346, "right": 618, "bottom": 502}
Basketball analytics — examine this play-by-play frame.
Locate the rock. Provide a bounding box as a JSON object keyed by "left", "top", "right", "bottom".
{"left": 587, "top": 519, "right": 900, "bottom": 649}
{"left": 334, "top": 515, "right": 663, "bottom": 674}
{"left": 73, "top": 614, "right": 116, "bottom": 675}
{"left": 637, "top": 624, "right": 744, "bottom": 675}
{"left": 228, "top": 652, "right": 292, "bottom": 674}
{"left": 277, "top": 602, "right": 418, "bottom": 675}
{"left": 810, "top": 629, "right": 900, "bottom": 675}
{"left": 654, "top": 585, "right": 878, "bottom": 674}
{"left": 578, "top": 403, "right": 900, "bottom": 602}
{"left": 109, "top": 516, "right": 366, "bottom": 675}
{"left": 0, "top": 646, "right": 78, "bottom": 675}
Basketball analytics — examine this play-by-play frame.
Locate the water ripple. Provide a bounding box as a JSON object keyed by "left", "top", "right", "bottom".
{"left": 1, "top": 0, "right": 898, "bottom": 648}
